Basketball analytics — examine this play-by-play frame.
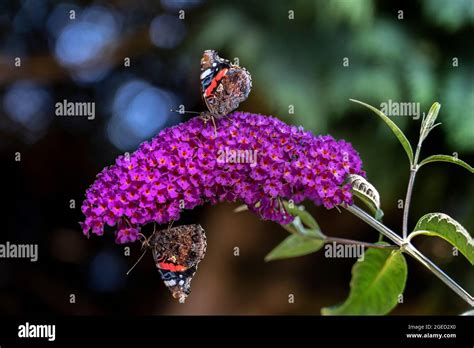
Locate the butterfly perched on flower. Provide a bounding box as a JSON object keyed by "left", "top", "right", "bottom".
{"left": 142, "top": 224, "right": 207, "bottom": 302}
{"left": 199, "top": 49, "right": 252, "bottom": 121}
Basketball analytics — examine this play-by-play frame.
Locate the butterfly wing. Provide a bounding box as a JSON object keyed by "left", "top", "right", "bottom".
{"left": 219, "top": 66, "right": 252, "bottom": 115}
{"left": 200, "top": 50, "right": 232, "bottom": 118}
{"left": 149, "top": 224, "right": 207, "bottom": 301}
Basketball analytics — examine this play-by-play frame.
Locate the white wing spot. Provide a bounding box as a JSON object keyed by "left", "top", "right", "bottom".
{"left": 200, "top": 68, "right": 212, "bottom": 80}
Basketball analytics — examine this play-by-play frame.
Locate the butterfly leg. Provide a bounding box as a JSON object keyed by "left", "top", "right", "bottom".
{"left": 199, "top": 112, "right": 218, "bottom": 137}
{"left": 211, "top": 116, "right": 217, "bottom": 137}
{"left": 138, "top": 233, "right": 150, "bottom": 249}
{"left": 199, "top": 112, "right": 211, "bottom": 123}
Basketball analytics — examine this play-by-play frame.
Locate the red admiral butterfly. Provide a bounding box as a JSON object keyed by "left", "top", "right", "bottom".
{"left": 149, "top": 224, "right": 206, "bottom": 302}
{"left": 171, "top": 50, "right": 252, "bottom": 134}
{"left": 129, "top": 224, "right": 207, "bottom": 302}
{"left": 200, "top": 49, "right": 252, "bottom": 120}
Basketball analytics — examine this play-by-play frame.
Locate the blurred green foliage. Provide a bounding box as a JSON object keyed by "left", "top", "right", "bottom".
{"left": 189, "top": 0, "right": 474, "bottom": 150}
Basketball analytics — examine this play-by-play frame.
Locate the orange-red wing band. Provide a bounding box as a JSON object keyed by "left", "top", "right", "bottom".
{"left": 205, "top": 68, "right": 228, "bottom": 97}
{"left": 158, "top": 262, "right": 187, "bottom": 272}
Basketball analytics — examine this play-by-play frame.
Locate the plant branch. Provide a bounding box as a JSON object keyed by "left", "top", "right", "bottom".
{"left": 344, "top": 204, "right": 474, "bottom": 307}
{"left": 404, "top": 243, "right": 474, "bottom": 307}
{"left": 402, "top": 169, "right": 417, "bottom": 239}
{"left": 344, "top": 204, "right": 403, "bottom": 245}
{"left": 402, "top": 142, "right": 422, "bottom": 239}
{"left": 289, "top": 214, "right": 396, "bottom": 250}
{"left": 325, "top": 236, "right": 399, "bottom": 250}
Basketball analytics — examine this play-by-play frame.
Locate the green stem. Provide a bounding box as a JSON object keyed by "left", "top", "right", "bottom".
{"left": 290, "top": 216, "right": 394, "bottom": 250}
{"left": 345, "top": 204, "right": 474, "bottom": 307}
{"left": 402, "top": 142, "right": 422, "bottom": 239}
{"left": 402, "top": 169, "right": 417, "bottom": 239}
{"left": 325, "top": 236, "right": 399, "bottom": 250}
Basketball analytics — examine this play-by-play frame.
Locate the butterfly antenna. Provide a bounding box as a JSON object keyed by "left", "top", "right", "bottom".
{"left": 169, "top": 109, "right": 201, "bottom": 115}
{"left": 126, "top": 248, "right": 148, "bottom": 276}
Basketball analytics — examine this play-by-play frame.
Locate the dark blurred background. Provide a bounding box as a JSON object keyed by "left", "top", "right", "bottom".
{"left": 1, "top": 0, "right": 473, "bottom": 315}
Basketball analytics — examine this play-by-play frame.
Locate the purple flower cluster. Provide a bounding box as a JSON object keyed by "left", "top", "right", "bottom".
{"left": 80, "top": 112, "right": 364, "bottom": 243}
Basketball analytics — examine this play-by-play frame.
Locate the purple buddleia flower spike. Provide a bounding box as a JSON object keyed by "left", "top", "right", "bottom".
{"left": 80, "top": 112, "right": 364, "bottom": 243}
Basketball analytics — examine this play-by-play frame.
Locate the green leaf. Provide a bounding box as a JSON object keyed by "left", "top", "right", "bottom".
{"left": 350, "top": 99, "right": 414, "bottom": 165}
{"left": 236, "top": 201, "right": 325, "bottom": 238}
{"left": 282, "top": 200, "right": 321, "bottom": 231}
{"left": 374, "top": 209, "right": 384, "bottom": 222}
{"left": 420, "top": 102, "right": 441, "bottom": 142}
{"left": 347, "top": 174, "right": 384, "bottom": 221}
{"left": 410, "top": 213, "right": 474, "bottom": 265}
{"left": 418, "top": 155, "right": 474, "bottom": 173}
{"left": 426, "top": 102, "right": 441, "bottom": 124}
{"left": 291, "top": 215, "right": 325, "bottom": 239}
{"left": 281, "top": 222, "right": 298, "bottom": 235}
{"left": 265, "top": 234, "right": 324, "bottom": 262}
{"left": 322, "top": 244, "right": 407, "bottom": 315}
